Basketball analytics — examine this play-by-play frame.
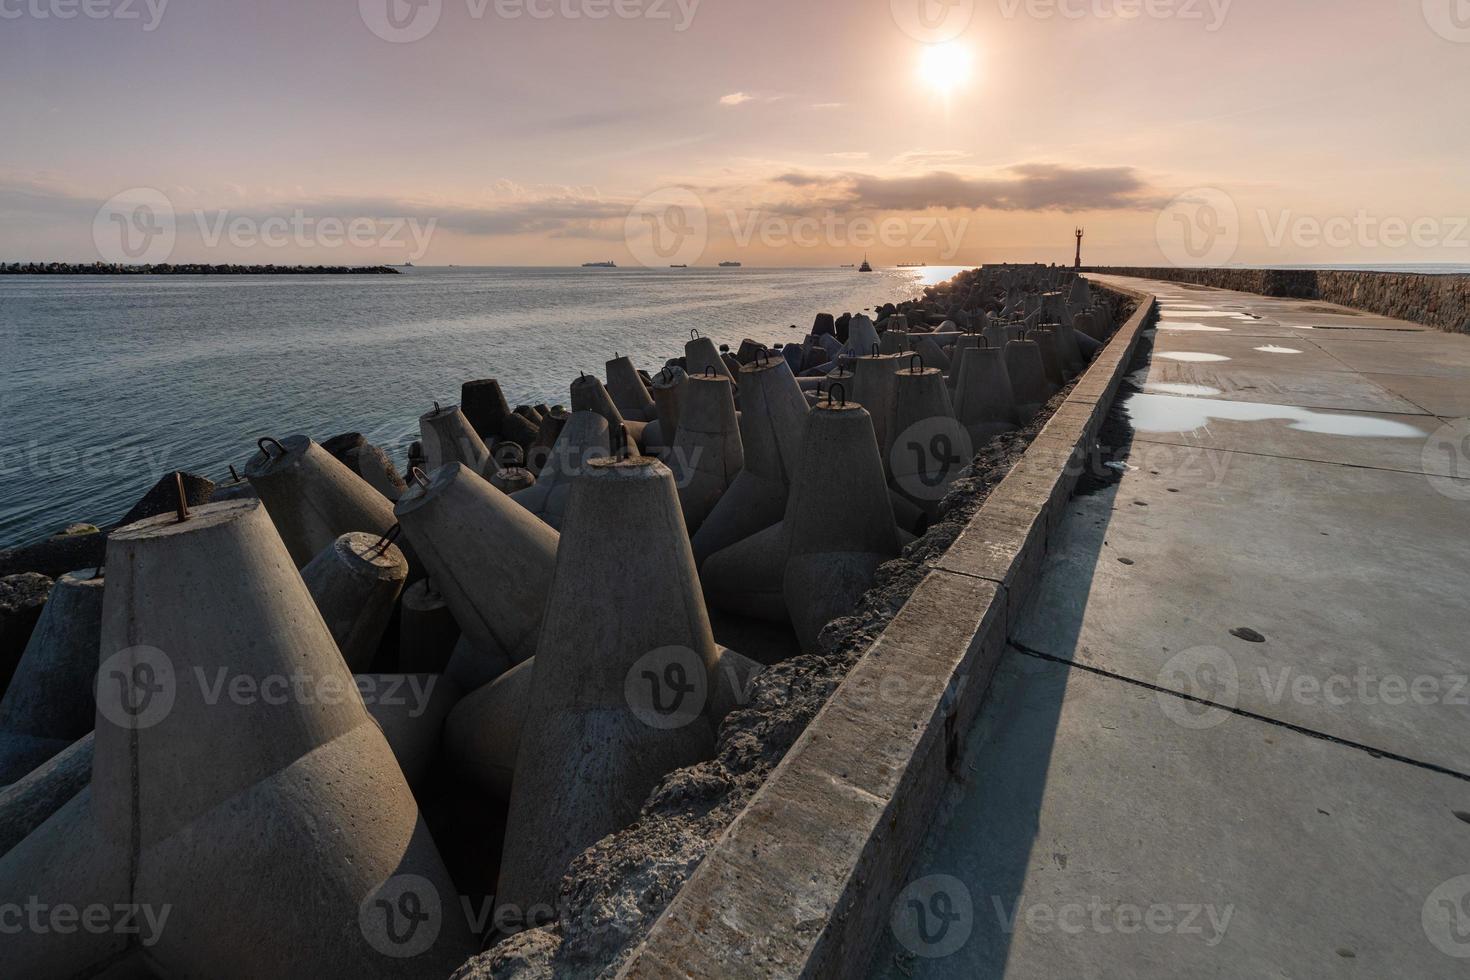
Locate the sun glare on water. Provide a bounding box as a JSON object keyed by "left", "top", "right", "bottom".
{"left": 918, "top": 42, "right": 974, "bottom": 97}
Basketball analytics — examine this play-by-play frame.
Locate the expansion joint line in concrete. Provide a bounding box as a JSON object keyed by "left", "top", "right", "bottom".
{"left": 1128, "top": 434, "right": 1470, "bottom": 483}
{"left": 1008, "top": 640, "right": 1470, "bottom": 784}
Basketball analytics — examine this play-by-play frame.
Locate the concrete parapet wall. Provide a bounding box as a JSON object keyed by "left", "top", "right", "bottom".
{"left": 1082, "top": 266, "right": 1470, "bottom": 334}
{"left": 617, "top": 283, "right": 1158, "bottom": 979}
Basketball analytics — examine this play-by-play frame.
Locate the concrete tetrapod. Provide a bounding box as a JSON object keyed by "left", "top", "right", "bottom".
{"left": 420, "top": 403, "right": 493, "bottom": 476}
{"left": 444, "top": 645, "right": 760, "bottom": 801}
{"left": 845, "top": 314, "right": 880, "bottom": 355}
{"left": 323, "top": 433, "right": 409, "bottom": 502}
{"left": 669, "top": 373, "right": 744, "bottom": 536}
{"left": 0, "top": 569, "right": 102, "bottom": 785}
{"left": 1004, "top": 338, "right": 1057, "bottom": 425}
{"left": 244, "top": 434, "right": 399, "bottom": 568}
{"left": 511, "top": 410, "right": 611, "bottom": 530}
{"left": 461, "top": 378, "right": 513, "bottom": 441}
{"left": 700, "top": 399, "right": 900, "bottom": 647}
{"left": 496, "top": 457, "right": 718, "bottom": 922}
{"left": 849, "top": 352, "right": 904, "bottom": 478}
{"left": 398, "top": 578, "right": 460, "bottom": 675}
{"left": 890, "top": 363, "right": 969, "bottom": 519}
{"left": 397, "top": 462, "right": 559, "bottom": 670}
{"left": 684, "top": 332, "right": 735, "bottom": 383}
{"left": 689, "top": 356, "right": 807, "bottom": 566}
{"left": 1028, "top": 327, "right": 1066, "bottom": 386}
{"left": 947, "top": 335, "right": 981, "bottom": 387}
{"left": 953, "top": 344, "right": 1020, "bottom": 446}
{"left": 0, "top": 732, "right": 92, "bottom": 859}
{"left": 301, "top": 531, "right": 410, "bottom": 672}
{"left": 782, "top": 399, "right": 902, "bottom": 649}
{"left": 525, "top": 406, "right": 569, "bottom": 475}
{"left": 651, "top": 366, "right": 688, "bottom": 446}
{"left": 570, "top": 373, "right": 645, "bottom": 448}
{"left": 605, "top": 354, "right": 657, "bottom": 422}
{"left": 0, "top": 499, "right": 475, "bottom": 978}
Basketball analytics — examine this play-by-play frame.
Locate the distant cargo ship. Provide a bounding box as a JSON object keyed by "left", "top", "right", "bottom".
{"left": 582, "top": 260, "right": 617, "bottom": 268}
{"left": 718, "top": 261, "right": 742, "bottom": 268}
{"left": 897, "top": 262, "right": 926, "bottom": 268}
{"left": 670, "top": 264, "right": 688, "bottom": 268}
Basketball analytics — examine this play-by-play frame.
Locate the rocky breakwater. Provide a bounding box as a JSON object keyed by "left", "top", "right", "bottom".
{"left": 0, "top": 264, "right": 1131, "bottom": 979}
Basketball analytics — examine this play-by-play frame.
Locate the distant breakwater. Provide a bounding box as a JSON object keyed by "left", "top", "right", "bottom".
{"left": 1083, "top": 266, "right": 1470, "bottom": 334}
{"left": 1, "top": 262, "right": 401, "bottom": 275}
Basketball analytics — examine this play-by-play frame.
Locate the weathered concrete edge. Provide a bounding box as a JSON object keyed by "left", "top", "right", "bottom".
{"left": 617, "top": 282, "right": 1158, "bottom": 979}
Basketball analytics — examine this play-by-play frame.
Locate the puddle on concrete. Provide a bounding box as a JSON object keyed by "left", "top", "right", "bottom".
{"left": 1158, "top": 322, "right": 1232, "bottom": 332}
{"left": 1254, "top": 345, "right": 1303, "bottom": 354}
{"left": 1160, "top": 311, "right": 1256, "bottom": 319}
{"left": 1127, "top": 368, "right": 1225, "bottom": 398}
{"left": 1156, "top": 351, "right": 1232, "bottom": 363}
{"left": 1123, "top": 393, "right": 1424, "bottom": 438}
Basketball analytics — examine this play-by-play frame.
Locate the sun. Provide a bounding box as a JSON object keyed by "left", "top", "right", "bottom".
{"left": 918, "top": 42, "right": 974, "bottom": 96}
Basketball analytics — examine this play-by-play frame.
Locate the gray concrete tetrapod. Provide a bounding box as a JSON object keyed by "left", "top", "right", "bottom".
{"left": 700, "top": 400, "right": 899, "bottom": 640}
{"left": 1051, "top": 320, "right": 1086, "bottom": 374}
{"left": 849, "top": 352, "right": 904, "bottom": 478}
{"left": 0, "top": 732, "right": 91, "bottom": 859}
{"left": 444, "top": 644, "right": 759, "bottom": 802}
{"left": 511, "top": 410, "right": 611, "bottom": 530}
{"left": 0, "top": 569, "right": 102, "bottom": 786}
{"left": 1004, "top": 339, "right": 1056, "bottom": 425}
{"left": 917, "top": 335, "right": 951, "bottom": 373}
{"left": 462, "top": 378, "right": 513, "bottom": 441}
{"left": 489, "top": 465, "right": 537, "bottom": 496}
{"left": 496, "top": 457, "right": 718, "bottom": 920}
{"left": 783, "top": 401, "right": 901, "bottom": 650}
{"left": 571, "top": 373, "right": 645, "bottom": 448}
{"left": 879, "top": 330, "right": 913, "bottom": 355}
{"left": 244, "top": 434, "right": 399, "bottom": 568}
{"left": 525, "top": 406, "right": 569, "bottom": 475}
{"left": 891, "top": 365, "right": 969, "bottom": 519}
{"left": 1028, "top": 328, "right": 1066, "bottom": 387}
{"left": 954, "top": 344, "right": 1020, "bottom": 446}
{"left": 0, "top": 499, "right": 474, "bottom": 978}
{"left": 689, "top": 357, "right": 807, "bottom": 566}
{"left": 669, "top": 373, "right": 744, "bottom": 536}
{"left": 605, "top": 354, "right": 657, "bottom": 422}
{"left": 420, "top": 403, "right": 493, "bottom": 476}
{"left": 947, "top": 335, "right": 981, "bottom": 387}
{"left": 360, "top": 672, "right": 461, "bottom": 789}
{"left": 301, "top": 532, "right": 410, "bottom": 672}
{"left": 845, "top": 314, "right": 880, "bottom": 355}
{"left": 398, "top": 578, "right": 460, "bottom": 675}
{"left": 651, "top": 366, "right": 688, "bottom": 445}
{"left": 684, "top": 333, "right": 734, "bottom": 383}
{"left": 397, "top": 462, "right": 558, "bottom": 669}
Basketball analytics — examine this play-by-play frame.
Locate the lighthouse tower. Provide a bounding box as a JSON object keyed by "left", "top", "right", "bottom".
{"left": 1074, "top": 227, "right": 1084, "bottom": 270}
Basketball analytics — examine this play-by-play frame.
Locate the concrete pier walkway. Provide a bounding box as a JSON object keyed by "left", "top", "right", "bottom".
{"left": 871, "top": 277, "right": 1470, "bottom": 978}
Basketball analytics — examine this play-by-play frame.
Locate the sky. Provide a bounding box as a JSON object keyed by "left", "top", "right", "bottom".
{"left": 2, "top": 0, "right": 1468, "bottom": 268}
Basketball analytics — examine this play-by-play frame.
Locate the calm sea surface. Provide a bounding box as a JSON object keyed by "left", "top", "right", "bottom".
{"left": 0, "top": 266, "right": 963, "bottom": 546}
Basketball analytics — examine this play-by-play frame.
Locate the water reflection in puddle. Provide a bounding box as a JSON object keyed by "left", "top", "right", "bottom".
{"left": 1156, "top": 351, "right": 1232, "bottom": 363}
{"left": 1160, "top": 311, "right": 1256, "bottom": 319}
{"left": 1158, "top": 322, "right": 1231, "bottom": 332}
{"left": 1123, "top": 393, "right": 1424, "bottom": 438}
{"left": 1254, "top": 345, "right": 1303, "bottom": 354}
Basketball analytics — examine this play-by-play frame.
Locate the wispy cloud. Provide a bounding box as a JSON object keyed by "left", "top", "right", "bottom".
{"left": 771, "top": 163, "right": 1163, "bottom": 213}
{"left": 719, "top": 92, "right": 754, "bottom": 106}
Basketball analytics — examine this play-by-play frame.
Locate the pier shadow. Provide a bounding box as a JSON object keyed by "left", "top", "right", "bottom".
{"left": 875, "top": 325, "right": 1153, "bottom": 979}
